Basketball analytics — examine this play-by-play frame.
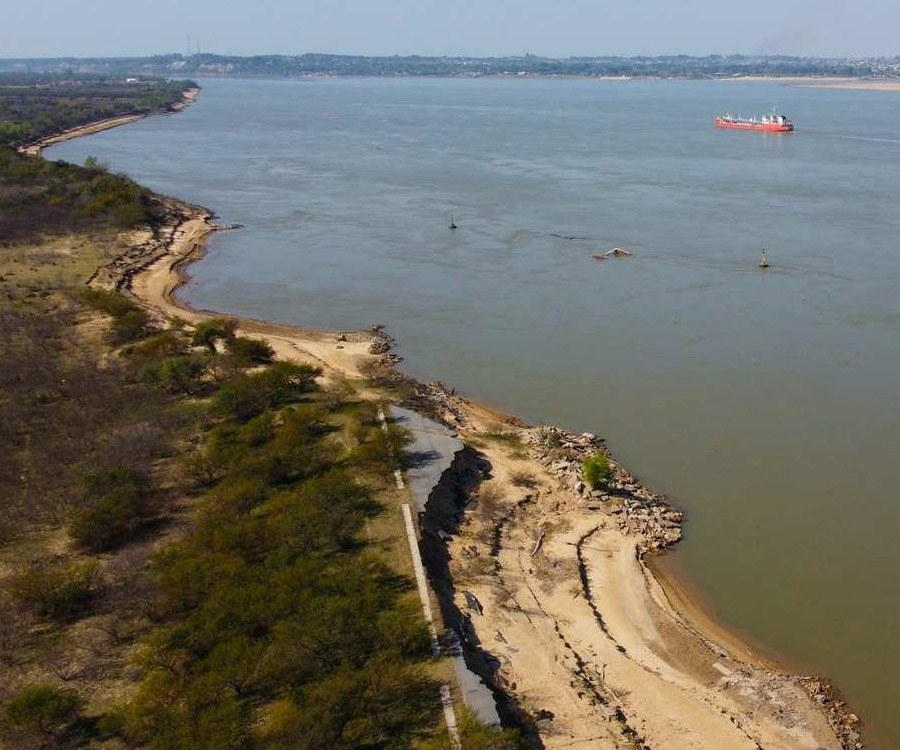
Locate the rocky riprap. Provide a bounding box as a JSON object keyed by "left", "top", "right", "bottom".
{"left": 798, "top": 678, "right": 864, "bottom": 750}
{"left": 528, "top": 425, "right": 684, "bottom": 554}
{"left": 365, "top": 325, "right": 404, "bottom": 365}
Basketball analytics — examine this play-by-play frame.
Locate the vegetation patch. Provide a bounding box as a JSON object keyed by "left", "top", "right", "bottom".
{"left": 0, "top": 74, "right": 195, "bottom": 147}
{"left": 582, "top": 452, "right": 612, "bottom": 489}
{"left": 68, "top": 467, "right": 151, "bottom": 552}
{"left": 0, "top": 145, "right": 168, "bottom": 244}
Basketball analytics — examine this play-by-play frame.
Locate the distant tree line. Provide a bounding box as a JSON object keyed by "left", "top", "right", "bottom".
{"left": 2, "top": 53, "right": 898, "bottom": 79}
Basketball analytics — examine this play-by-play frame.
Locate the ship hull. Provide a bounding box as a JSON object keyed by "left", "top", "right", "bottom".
{"left": 714, "top": 118, "right": 793, "bottom": 133}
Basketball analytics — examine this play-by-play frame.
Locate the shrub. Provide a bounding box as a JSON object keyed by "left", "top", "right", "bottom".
{"left": 69, "top": 466, "right": 150, "bottom": 552}
{"left": 483, "top": 430, "right": 524, "bottom": 448}
{"left": 351, "top": 424, "right": 413, "bottom": 479}
{"left": 475, "top": 482, "right": 503, "bottom": 524}
{"left": 3, "top": 685, "right": 85, "bottom": 738}
{"left": 582, "top": 452, "right": 612, "bottom": 489}
{"left": 10, "top": 561, "right": 101, "bottom": 621}
{"left": 111, "top": 308, "right": 153, "bottom": 343}
{"left": 192, "top": 318, "right": 238, "bottom": 353}
{"left": 213, "top": 362, "right": 321, "bottom": 421}
{"left": 419, "top": 707, "right": 528, "bottom": 750}
{"left": 80, "top": 288, "right": 155, "bottom": 343}
{"left": 142, "top": 354, "right": 210, "bottom": 395}
{"left": 81, "top": 288, "right": 137, "bottom": 318}
{"left": 125, "top": 331, "right": 189, "bottom": 363}
{"left": 226, "top": 336, "right": 274, "bottom": 367}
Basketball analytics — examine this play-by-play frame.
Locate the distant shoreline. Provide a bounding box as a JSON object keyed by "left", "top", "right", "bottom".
{"left": 725, "top": 76, "right": 900, "bottom": 91}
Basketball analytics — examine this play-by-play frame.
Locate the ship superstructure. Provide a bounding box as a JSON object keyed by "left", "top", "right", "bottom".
{"left": 715, "top": 112, "right": 793, "bottom": 132}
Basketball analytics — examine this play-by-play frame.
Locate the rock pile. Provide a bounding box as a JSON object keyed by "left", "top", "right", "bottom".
{"left": 365, "top": 325, "right": 404, "bottom": 365}
{"left": 412, "top": 380, "right": 469, "bottom": 427}
{"left": 798, "top": 678, "right": 864, "bottom": 750}
{"left": 527, "top": 426, "right": 684, "bottom": 554}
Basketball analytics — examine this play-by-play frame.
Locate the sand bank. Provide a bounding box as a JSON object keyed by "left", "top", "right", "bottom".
{"left": 57, "top": 99, "right": 865, "bottom": 749}
{"left": 727, "top": 76, "right": 900, "bottom": 91}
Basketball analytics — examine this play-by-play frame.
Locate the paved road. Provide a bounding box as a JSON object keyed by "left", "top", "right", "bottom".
{"left": 391, "top": 406, "right": 463, "bottom": 513}
{"left": 389, "top": 406, "right": 501, "bottom": 726}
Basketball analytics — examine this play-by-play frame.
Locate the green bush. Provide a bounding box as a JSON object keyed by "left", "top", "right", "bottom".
{"left": 80, "top": 288, "right": 154, "bottom": 343}
{"left": 142, "top": 354, "right": 210, "bottom": 395}
{"left": 69, "top": 466, "right": 150, "bottom": 552}
{"left": 81, "top": 288, "right": 137, "bottom": 318}
{"left": 110, "top": 308, "right": 153, "bottom": 343}
{"left": 213, "top": 362, "right": 321, "bottom": 421}
{"left": 192, "top": 318, "right": 238, "bottom": 353}
{"left": 226, "top": 336, "right": 275, "bottom": 367}
{"left": 10, "top": 560, "right": 101, "bottom": 621}
{"left": 120, "top": 382, "right": 442, "bottom": 749}
{"left": 125, "top": 331, "right": 189, "bottom": 363}
{"left": 419, "top": 707, "right": 528, "bottom": 750}
{"left": 351, "top": 424, "right": 413, "bottom": 479}
{"left": 3, "top": 685, "right": 84, "bottom": 738}
{"left": 582, "top": 452, "right": 612, "bottom": 489}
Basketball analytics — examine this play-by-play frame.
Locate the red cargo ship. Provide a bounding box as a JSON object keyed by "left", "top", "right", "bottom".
{"left": 714, "top": 112, "right": 793, "bottom": 133}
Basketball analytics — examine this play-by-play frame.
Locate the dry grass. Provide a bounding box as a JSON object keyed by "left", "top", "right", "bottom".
{"left": 478, "top": 428, "right": 530, "bottom": 460}
{"left": 451, "top": 554, "right": 498, "bottom": 584}
{"left": 474, "top": 481, "right": 504, "bottom": 524}
{"left": 509, "top": 469, "right": 538, "bottom": 489}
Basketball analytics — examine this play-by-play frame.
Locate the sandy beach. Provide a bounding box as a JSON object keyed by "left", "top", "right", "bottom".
{"left": 44, "top": 90, "right": 866, "bottom": 749}
{"left": 727, "top": 76, "right": 900, "bottom": 91}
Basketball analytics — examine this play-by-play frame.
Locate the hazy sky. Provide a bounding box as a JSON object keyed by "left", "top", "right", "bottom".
{"left": 3, "top": 0, "right": 898, "bottom": 58}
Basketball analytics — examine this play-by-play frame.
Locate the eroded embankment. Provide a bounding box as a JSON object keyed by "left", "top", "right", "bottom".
{"left": 402, "top": 379, "right": 862, "bottom": 750}
{"left": 418, "top": 446, "right": 546, "bottom": 746}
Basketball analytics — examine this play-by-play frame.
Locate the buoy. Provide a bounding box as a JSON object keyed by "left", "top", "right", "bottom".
{"left": 449, "top": 214, "right": 457, "bottom": 230}
{"left": 759, "top": 249, "right": 769, "bottom": 269}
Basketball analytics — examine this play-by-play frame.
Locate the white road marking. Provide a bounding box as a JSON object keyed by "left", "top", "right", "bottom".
{"left": 441, "top": 683, "right": 461, "bottom": 749}
{"left": 390, "top": 405, "right": 460, "bottom": 746}
{"left": 401, "top": 502, "right": 440, "bottom": 656}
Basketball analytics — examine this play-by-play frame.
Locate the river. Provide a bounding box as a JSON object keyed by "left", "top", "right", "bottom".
{"left": 49, "top": 76, "right": 900, "bottom": 747}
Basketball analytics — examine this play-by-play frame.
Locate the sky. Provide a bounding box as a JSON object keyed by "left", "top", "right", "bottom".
{"left": 3, "top": 0, "right": 898, "bottom": 59}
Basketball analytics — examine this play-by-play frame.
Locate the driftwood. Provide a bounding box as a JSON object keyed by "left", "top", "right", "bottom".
{"left": 530, "top": 532, "right": 546, "bottom": 557}
{"left": 593, "top": 247, "right": 633, "bottom": 261}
